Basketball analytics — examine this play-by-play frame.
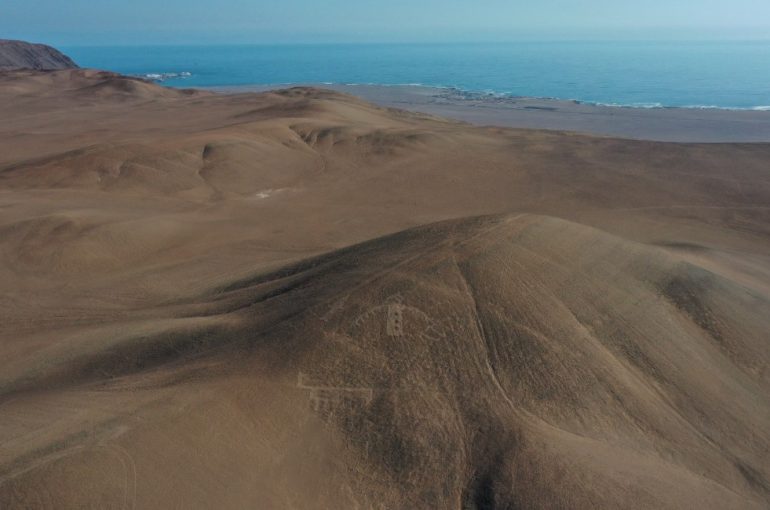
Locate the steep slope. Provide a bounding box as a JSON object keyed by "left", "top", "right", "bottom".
{"left": 0, "top": 215, "right": 768, "bottom": 509}
{"left": 0, "top": 40, "right": 78, "bottom": 71}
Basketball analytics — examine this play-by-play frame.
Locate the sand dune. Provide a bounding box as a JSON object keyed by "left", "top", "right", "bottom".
{"left": 0, "top": 70, "right": 768, "bottom": 509}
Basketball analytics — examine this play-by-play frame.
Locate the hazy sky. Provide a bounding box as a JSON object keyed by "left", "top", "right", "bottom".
{"left": 3, "top": 0, "right": 770, "bottom": 45}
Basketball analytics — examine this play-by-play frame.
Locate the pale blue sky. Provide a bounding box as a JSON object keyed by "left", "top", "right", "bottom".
{"left": 2, "top": 0, "right": 770, "bottom": 45}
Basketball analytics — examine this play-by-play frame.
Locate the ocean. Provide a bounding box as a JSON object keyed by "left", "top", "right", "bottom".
{"left": 63, "top": 41, "right": 770, "bottom": 109}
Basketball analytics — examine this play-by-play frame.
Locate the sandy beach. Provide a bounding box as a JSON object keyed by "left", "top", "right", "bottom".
{"left": 214, "top": 83, "right": 770, "bottom": 142}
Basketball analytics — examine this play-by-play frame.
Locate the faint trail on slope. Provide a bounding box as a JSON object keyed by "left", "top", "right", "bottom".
{"left": 453, "top": 254, "right": 518, "bottom": 415}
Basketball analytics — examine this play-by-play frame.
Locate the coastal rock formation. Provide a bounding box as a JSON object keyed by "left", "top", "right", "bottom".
{"left": 0, "top": 39, "right": 78, "bottom": 71}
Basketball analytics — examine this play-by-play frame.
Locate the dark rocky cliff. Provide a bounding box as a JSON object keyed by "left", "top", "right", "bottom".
{"left": 0, "top": 39, "right": 79, "bottom": 70}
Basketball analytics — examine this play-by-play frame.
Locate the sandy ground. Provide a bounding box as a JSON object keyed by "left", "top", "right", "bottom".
{"left": 0, "top": 69, "right": 768, "bottom": 509}
{"left": 215, "top": 83, "right": 770, "bottom": 142}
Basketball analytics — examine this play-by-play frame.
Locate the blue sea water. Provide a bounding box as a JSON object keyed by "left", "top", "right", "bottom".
{"left": 63, "top": 42, "right": 770, "bottom": 109}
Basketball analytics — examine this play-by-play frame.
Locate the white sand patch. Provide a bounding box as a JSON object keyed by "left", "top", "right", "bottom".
{"left": 253, "top": 188, "right": 289, "bottom": 200}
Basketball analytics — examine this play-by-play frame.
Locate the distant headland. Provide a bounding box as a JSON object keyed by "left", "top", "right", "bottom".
{"left": 0, "top": 39, "right": 79, "bottom": 71}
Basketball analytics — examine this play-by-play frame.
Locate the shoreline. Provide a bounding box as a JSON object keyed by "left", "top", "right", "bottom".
{"left": 204, "top": 83, "right": 770, "bottom": 143}
{"left": 190, "top": 81, "right": 770, "bottom": 112}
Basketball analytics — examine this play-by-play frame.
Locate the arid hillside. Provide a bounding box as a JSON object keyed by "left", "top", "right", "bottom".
{"left": 0, "top": 70, "right": 768, "bottom": 509}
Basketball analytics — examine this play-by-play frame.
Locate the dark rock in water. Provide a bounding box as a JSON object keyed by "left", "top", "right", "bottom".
{"left": 0, "top": 39, "right": 79, "bottom": 71}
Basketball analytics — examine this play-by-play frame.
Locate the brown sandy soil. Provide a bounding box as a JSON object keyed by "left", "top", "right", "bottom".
{"left": 0, "top": 69, "right": 768, "bottom": 509}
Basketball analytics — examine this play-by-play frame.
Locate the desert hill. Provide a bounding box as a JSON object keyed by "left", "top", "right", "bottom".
{"left": 0, "top": 70, "right": 768, "bottom": 509}
{"left": 0, "top": 40, "right": 78, "bottom": 71}
{"left": 0, "top": 68, "right": 207, "bottom": 105}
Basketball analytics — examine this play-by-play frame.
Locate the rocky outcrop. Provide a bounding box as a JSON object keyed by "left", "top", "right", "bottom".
{"left": 0, "top": 39, "right": 79, "bottom": 71}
